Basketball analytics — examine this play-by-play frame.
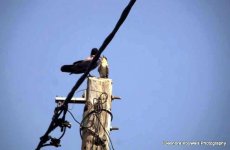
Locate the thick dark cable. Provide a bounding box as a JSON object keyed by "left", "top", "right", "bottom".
{"left": 36, "top": 0, "right": 136, "bottom": 149}
{"left": 61, "top": 0, "right": 136, "bottom": 119}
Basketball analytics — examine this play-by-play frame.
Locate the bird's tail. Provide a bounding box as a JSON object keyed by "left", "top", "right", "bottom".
{"left": 61, "top": 65, "right": 74, "bottom": 73}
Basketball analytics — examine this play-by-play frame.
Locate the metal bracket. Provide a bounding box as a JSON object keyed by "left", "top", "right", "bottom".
{"left": 111, "top": 96, "right": 121, "bottom": 100}
{"left": 110, "top": 127, "right": 119, "bottom": 131}
{"left": 55, "top": 96, "right": 86, "bottom": 105}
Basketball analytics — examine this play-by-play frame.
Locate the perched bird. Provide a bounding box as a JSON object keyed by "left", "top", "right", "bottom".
{"left": 61, "top": 48, "right": 99, "bottom": 75}
{"left": 98, "top": 56, "right": 109, "bottom": 78}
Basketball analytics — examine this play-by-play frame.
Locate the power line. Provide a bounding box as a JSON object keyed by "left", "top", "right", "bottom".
{"left": 35, "top": 0, "right": 136, "bottom": 149}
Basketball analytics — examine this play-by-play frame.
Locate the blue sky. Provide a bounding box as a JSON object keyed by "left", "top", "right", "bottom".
{"left": 1, "top": 0, "right": 230, "bottom": 150}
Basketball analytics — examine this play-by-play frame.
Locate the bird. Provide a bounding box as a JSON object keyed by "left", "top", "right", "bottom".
{"left": 60, "top": 48, "right": 99, "bottom": 75}
{"left": 98, "top": 56, "right": 109, "bottom": 78}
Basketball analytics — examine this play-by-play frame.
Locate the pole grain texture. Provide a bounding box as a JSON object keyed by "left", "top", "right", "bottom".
{"left": 81, "top": 77, "right": 113, "bottom": 150}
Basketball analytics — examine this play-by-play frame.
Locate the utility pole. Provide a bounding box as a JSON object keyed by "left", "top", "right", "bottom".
{"left": 35, "top": 1, "right": 135, "bottom": 149}
{"left": 81, "top": 77, "right": 113, "bottom": 150}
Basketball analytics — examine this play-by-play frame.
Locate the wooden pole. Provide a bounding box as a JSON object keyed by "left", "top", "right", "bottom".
{"left": 81, "top": 77, "right": 112, "bottom": 150}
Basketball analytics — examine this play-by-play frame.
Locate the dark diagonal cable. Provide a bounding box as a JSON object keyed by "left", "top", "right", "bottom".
{"left": 35, "top": 0, "right": 136, "bottom": 149}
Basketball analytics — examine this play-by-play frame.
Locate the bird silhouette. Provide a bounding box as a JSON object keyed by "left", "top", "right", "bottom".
{"left": 61, "top": 48, "right": 99, "bottom": 75}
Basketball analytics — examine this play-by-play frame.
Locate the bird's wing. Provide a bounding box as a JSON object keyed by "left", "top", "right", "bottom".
{"left": 106, "top": 66, "right": 109, "bottom": 77}
{"left": 73, "top": 60, "right": 83, "bottom": 65}
{"left": 98, "top": 64, "right": 102, "bottom": 76}
{"left": 61, "top": 59, "right": 98, "bottom": 74}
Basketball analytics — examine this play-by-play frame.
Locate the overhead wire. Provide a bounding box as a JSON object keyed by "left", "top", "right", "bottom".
{"left": 35, "top": 0, "right": 136, "bottom": 149}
